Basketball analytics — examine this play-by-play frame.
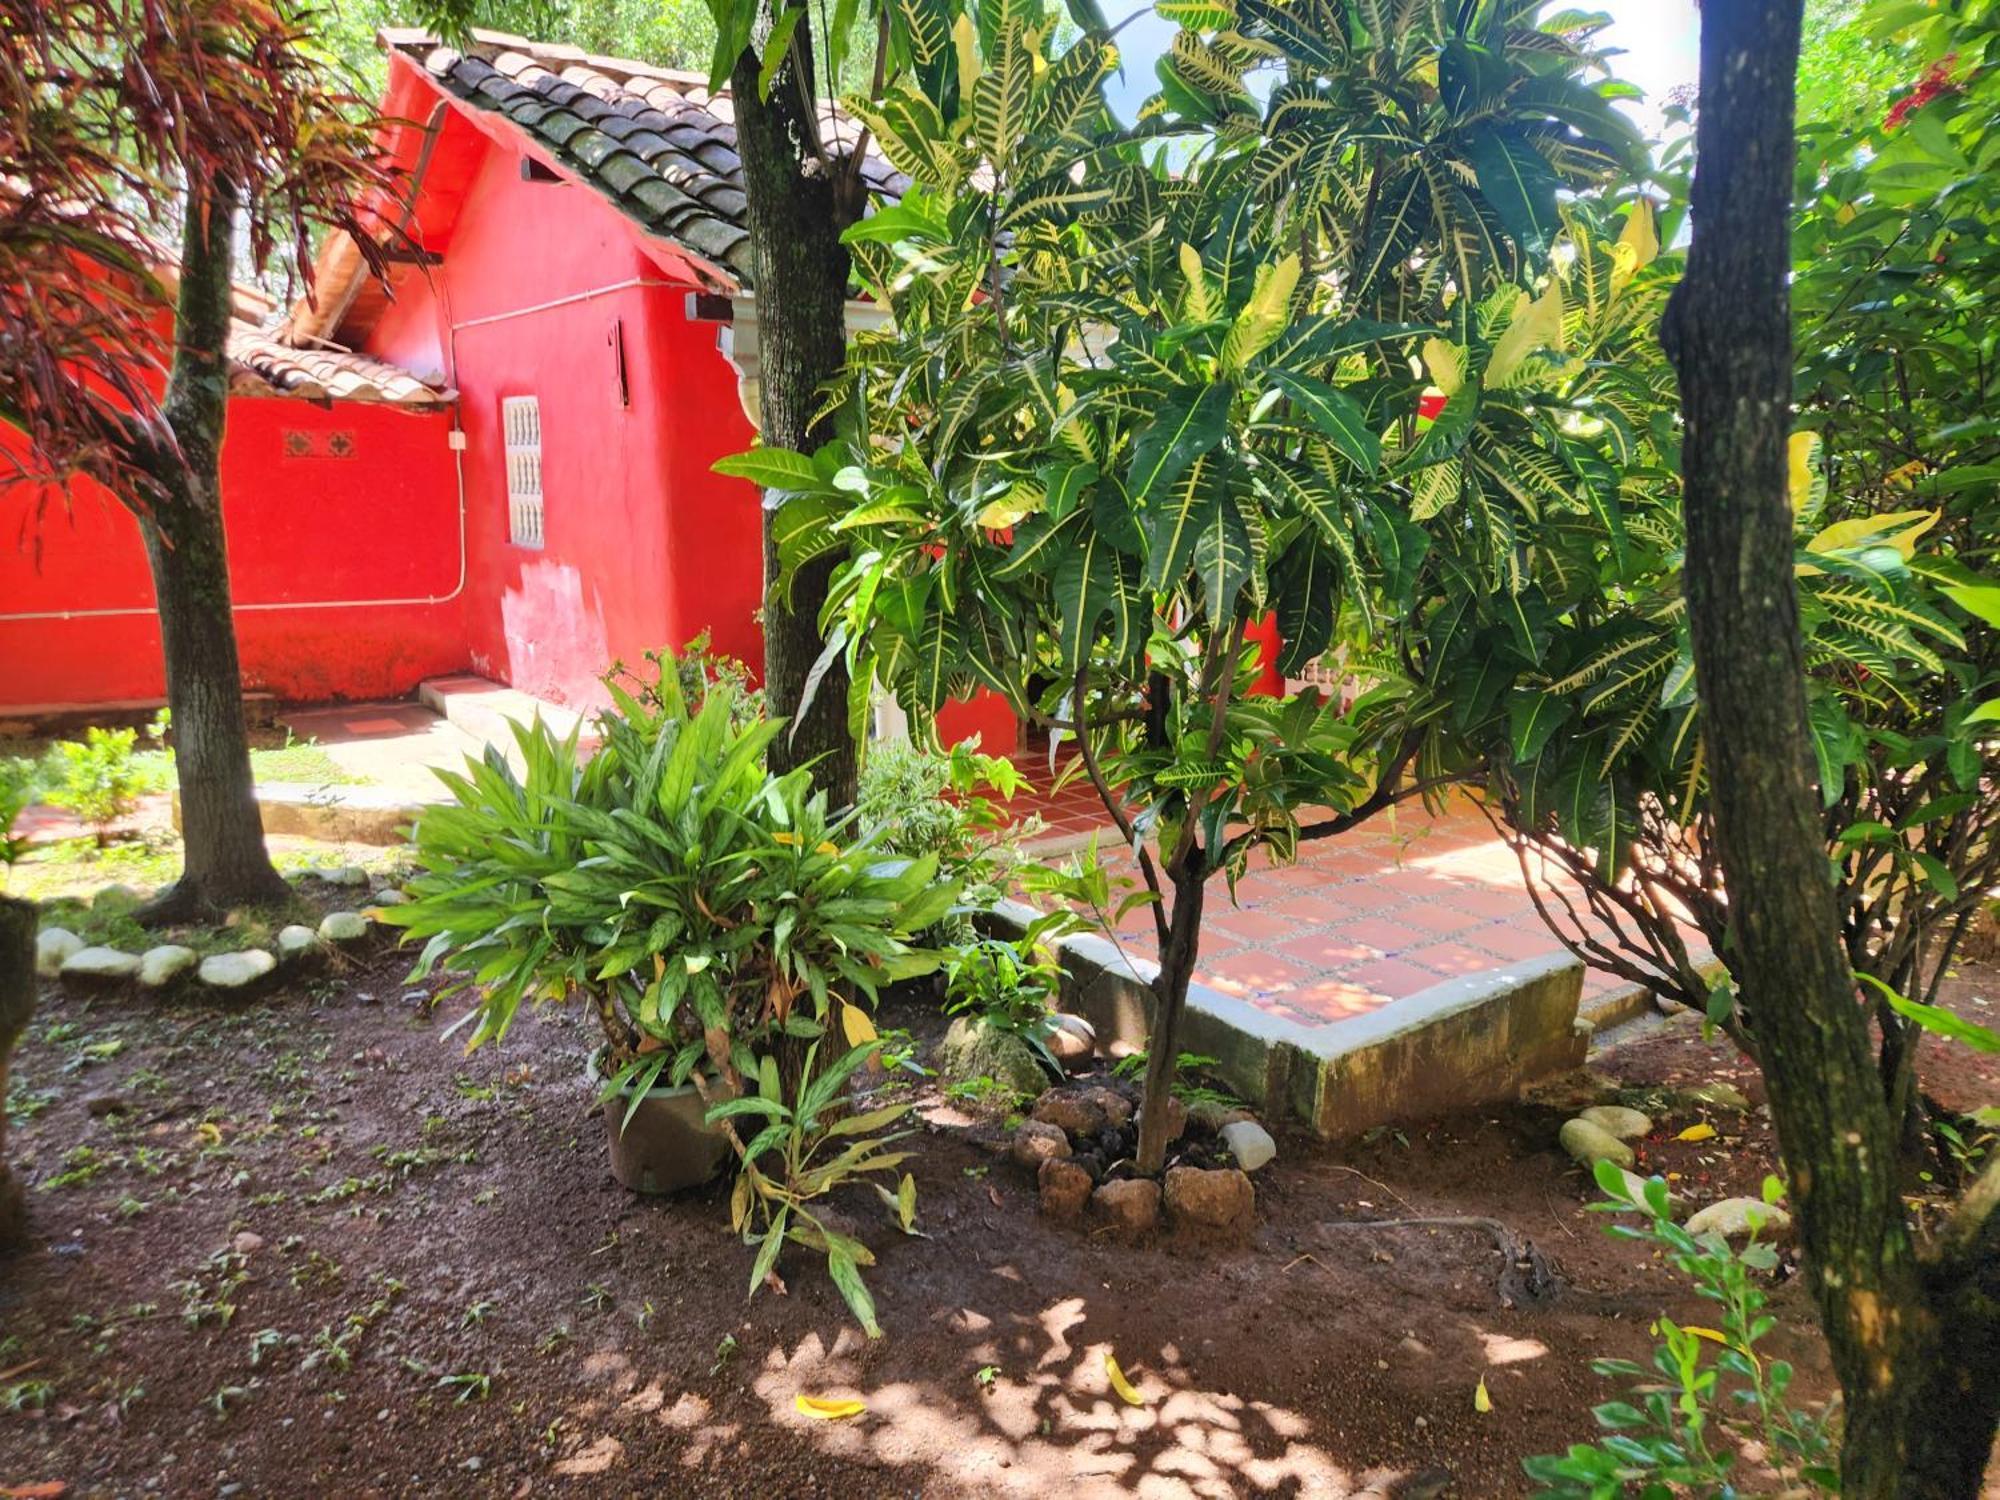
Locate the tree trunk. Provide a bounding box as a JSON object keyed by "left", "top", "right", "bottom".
{"left": 1135, "top": 852, "right": 1205, "bottom": 1175}
{"left": 1663, "top": 4, "right": 1998, "bottom": 1492}
{"left": 137, "top": 182, "right": 288, "bottom": 922}
{"left": 732, "top": 19, "right": 860, "bottom": 808}
{"left": 0, "top": 897, "right": 35, "bottom": 1252}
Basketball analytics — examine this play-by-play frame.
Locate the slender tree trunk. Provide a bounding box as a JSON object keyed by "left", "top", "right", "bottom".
{"left": 0, "top": 897, "right": 35, "bottom": 1252}
{"left": 1135, "top": 851, "right": 1205, "bottom": 1175}
{"left": 1664, "top": 4, "right": 1999, "bottom": 1491}
{"left": 732, "top": 17, "right": 860, "bottom": 807}
{"left": 137, "top": 182, "right": 287, "bottom": 922}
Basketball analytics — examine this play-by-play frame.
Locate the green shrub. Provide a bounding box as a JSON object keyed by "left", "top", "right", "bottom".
{"left": 1524, "top": 1162, "right": 1836, "bottom": 1497}
{"left": 0, "top": 757, "right": 33, "bottom": 868}
{"left": 48, "top": 728, "right": 146, "bottom": 845}
{"left": 382, "top": 653, "right": 959, "bottom": 1334}
{"left": 856, "top": 739, "right": 1036, "bottom": 943}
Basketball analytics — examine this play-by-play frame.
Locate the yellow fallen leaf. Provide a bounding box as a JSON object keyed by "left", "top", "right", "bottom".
{"left": 1105, "top": 1353, "right": 1147, "bottom": 1407}
{"left": 841, "top": 1003, "right": 878, "bottom": 1047}
{"left": 1677, "top": 1124, "right": 1717, "bottom": 1143}
{"left": 194, "top": 1123, "right": 223, "bottom": 1146}
{"left": 1474, "top": 1376, "right": 1493, "bottom": 1413}
{"left": 1682, "top": 1325, "right": 1732, "bottom": 1346}
{"left": 794, "top": 1394, "right": 865, "bottom": 1420}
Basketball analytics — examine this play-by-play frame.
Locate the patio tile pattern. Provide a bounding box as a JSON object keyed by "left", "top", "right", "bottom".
{"left": 1013, "top": 783, "right": 1699, "bottom": 1030}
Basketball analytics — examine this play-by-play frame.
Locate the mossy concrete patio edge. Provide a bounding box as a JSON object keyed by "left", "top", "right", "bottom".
{"left": 989, "top": 900, "right": 1590, "bottom": 1140}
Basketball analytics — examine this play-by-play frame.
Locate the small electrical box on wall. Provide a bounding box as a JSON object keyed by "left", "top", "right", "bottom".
{"left": 447, "top": 429, "right": 468, "bottom": 451}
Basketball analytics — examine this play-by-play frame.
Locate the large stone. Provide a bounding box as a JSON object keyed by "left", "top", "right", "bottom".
{"left": 199, "top": 949, "right": 277, "bottom": 990}
{"left": 1578, "top": 1104, "right": 1652, "bottom": 1141}
{"left": 1010, "top": 1120, "right": 1071, "bottom": 1169}
{"left": 276, "top": 925, "right": 319, "bottom": 963}
{"left": 60, "top": 946, "right": 141, "bottom": 984}
{"left": 311, "top": 865, "right": 370, "bottom": 888}
{"left": 1037, "top": 1157, "right": 1094, "bottom": 1221}
{"left": 1031, "top": 1088, "right": 1107, "bottom": 1139}
{"left": 1090, "top": 1178, "right": 1161, "bottom": 1237}
{"left": 137, "top": 945, "right": 197, "bottom": 990}
{"left": 1188, "top": 1097, "right": 1256, "bottom": 1132}
{"left": 1046, "top": 1014, "right": 1096, "bottom": 1070}
{"left": 1559, "top": 1117, "right": 1635, "bottom": 1170}
{"left": 1218, "top": 1119, "right": 1277, "bottom": 1173}
{"left": 317, "top": 911, "right": 370, "bottom": 944}
{"left": 938, "top": 1016, "right": 1049, "bottom": 1100}
{"left": 35, "top": 927, "right": 84, "bottom": 978}
{"left": 368, "top": 888, "right": 410, "bottom": 908}
{"left": 1164, "top": 1165, "right": 1256, "bottom": 1236}
{"left": 92, "top": 884, "right": 142, "bottom": 912}
{"left": 1683, "top": 1081, "right": 1752, "bottom": 1113}
{"left": 1685, "top": 1197, "right": 1791, "bottom": 1240}
{"left": 1080, "top": 1086, "right": 1134, "bottom": 1130}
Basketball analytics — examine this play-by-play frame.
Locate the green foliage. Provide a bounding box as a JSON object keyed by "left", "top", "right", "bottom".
{"left": 383, "top": 652, "right": 957, "bottom": 1336}
{"left": 714, "top": 1038, "right": 918, "bottom": 1337}
{"left": 744, "top": 6, "right": 1637, "bottom": 1159}
{"left": 856, "top": 738, "right": 1033, "bottom": 938}
{"left": 47, "top": 728, "right": 146, "bottom": 845}
{"left": 1525, "top": 1163, "right": 1836, "bottom": 1497}
{"left": 0, "top": 756, "right": 33, "bottom": 868}
{"left": 941, "top": 915, "right": 1075, "bottom": 1069}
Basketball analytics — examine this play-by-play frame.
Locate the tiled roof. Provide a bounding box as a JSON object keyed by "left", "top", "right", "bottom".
{"left": 382, "top": 28, "right": 908, "bottom": 291}
{"left": 227, "top": 322, "right": 451, "bottom": 407}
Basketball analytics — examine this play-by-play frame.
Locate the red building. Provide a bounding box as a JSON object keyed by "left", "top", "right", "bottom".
{"left": 1, "top": 27, "right": 1011, "bottom": 748}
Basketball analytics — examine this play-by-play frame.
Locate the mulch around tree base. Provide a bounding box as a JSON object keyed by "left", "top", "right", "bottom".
{"left": 7, "top": 950, "right": 1990, "bottom": 1496}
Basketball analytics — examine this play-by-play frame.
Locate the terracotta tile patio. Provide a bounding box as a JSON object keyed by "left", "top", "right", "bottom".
{"left": 1003, "top": 772, "right": 1689, "bottom": 1033}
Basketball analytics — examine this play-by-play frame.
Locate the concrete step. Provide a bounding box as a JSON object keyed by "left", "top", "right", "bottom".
{"left": 417, "top": 675, "right": 596, "bottom": 753}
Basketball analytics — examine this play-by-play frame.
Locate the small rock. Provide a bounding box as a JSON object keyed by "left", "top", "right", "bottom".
{"left": 85, "top": 1093, "right": 129, "bottom": 1117}
{"left": 198, "top": 950, "right": 277, "bottom": 990}
{"left": 1010, "top": 1120, "right": 1071, "bottom": 1168}
{"left": 315, "top": 865, "right": 370, "bottom": 887}
{"left": 232, "top": 1231, "right": 266, "bottom": 1256}
{"left": 276, "top": 925, "right": 319, "bottom": 962}
{"left": 92, "top": 883, "right": 142, "bottom": 911}
{"left": 60, "top": 946, "right": 141, "bottom": 984}
{"left": 36, "top": 927, "right": 84, "bottom": 977}
{"left": 1218, "top": 1119, "right": 1277, "bottom": 1173}
{"left": 317, "top": 911, "right": 369, "bottom": 944}
{"left": 1684, "top": 1080, "right": 1752, "bottom": 1113}
{"left": 1685, "top": 1197, "right": 1791, "bottom": 1240}
{"left": 1045, "top": 1014, "right": 1096, "bottom": 1069}
{"left": 1090, "top": 1178, "right": 1161, "bottom": 1237}
{"left": 369, "top": 888, "right": 410, "bottom": 907}
{"left": 1578, "top": 1104, "right": 1652, "bottom": 1141}
{"left": 1522, "top": 1068, "right": 1622, "bottom": 1113}
{"left": 1397, "top": 1336, "right": 1432, "bottom": 1359}
{"left": 1188, "top": 1098, "right": 1256, "bottom": 1132}
{"left": 1079, "top": 1086, "right": 1134, "bottom": 1130}
{"left": 137, "top": 944, "right": 197, "bottom": 989}
{"left": 1559, "top": 1117, "right": 1635, "bottom": 1170}
{"left": 938, "top": 1016, "right": 1049, "bottom": 1100}
{"left": 1031, "top": 1088, "right": 1107, "bottom": 1139}
{"left": 1163, "top": 1165, "right": 1255, "bottom": 1235}
{"left": 1037, "top": 1157, "right": 1094, "bottom": 1221}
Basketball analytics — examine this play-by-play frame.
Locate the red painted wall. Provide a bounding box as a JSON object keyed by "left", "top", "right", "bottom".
{"left": 0, "top": 398, "right": 465, "bottom": 713}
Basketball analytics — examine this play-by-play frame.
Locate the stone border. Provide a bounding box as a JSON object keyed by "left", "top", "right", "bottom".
{"left": 988, "top": 899, "right": 1587, "bottom": 1140}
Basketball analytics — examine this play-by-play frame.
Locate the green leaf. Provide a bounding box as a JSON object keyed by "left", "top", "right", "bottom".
{"left": 757, "top": 6, "right": 805, "bottom": 100}
{"left": 1127, "top": 382, "right": 1232, "bottom": 502}
{"left": 1267, "top": 370, "right": 1380, "bottom": 472}
{"left": 826, "top": 1241, "right": 883, "bottom": 1338}
{"left": 1468, "top": 127, "right": 1561, "bottom": 263}
{"left": 714, "top": 447, "right": 829, "bottom": 492}
{"left": 1858, "top": 974, "right": 2000, "bottom": 1053}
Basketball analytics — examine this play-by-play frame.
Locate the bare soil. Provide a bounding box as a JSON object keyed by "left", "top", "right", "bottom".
{"left": 2, "top": 932, "right": 1994, "bottom": 1499}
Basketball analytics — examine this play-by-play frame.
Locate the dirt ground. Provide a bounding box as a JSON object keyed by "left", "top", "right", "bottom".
{"left": 2, "top": 917, "right": 1994, "bottom": 1498}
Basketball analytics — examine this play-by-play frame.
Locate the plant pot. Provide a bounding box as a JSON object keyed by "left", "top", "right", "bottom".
{"left": 590, "top": 1048, "right": 732, "bottom": 1195}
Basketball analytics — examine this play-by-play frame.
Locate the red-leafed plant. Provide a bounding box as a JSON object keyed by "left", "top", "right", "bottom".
{"left": 1, "top": 0, "right": 393, "bottom": 918}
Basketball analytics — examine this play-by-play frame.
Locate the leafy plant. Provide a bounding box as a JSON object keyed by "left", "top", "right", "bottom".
{"left": 941, "top": 909, "right": 1080, "bottom": 1075}
{"left": 1524, "top": 1162, "right": 1836, "bottom": 1497}
{"left": 746, "top": 7, "right": 1642, "bottom": 1174}
{"left": 48, "top": 728, "right": 146, "bottom": 845}
{"left": 856, "top": 739, "right": 1036, "bottom": 941}
{"left": 0, "top": 756, "right": 32, "bottom": 870}
{"left": 711, "top": 1038, "right": 917, "bottom": 1337}
{"left": 383, "top": 650, "right": 958, "bottom": 1334}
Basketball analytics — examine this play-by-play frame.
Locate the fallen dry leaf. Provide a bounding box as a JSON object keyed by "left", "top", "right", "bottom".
{"left": 1105, "top": 1353, "right": 1147, "bottom": 1407}
{"left": 1474, "top": 1376, "right": 1493, "bottom": 1413}
{"left": 794, "top": 1394, "right": 865, "bottom": 1421}
{"left": 1677, "top": 1124, "right": 1717, "bottom": 1143}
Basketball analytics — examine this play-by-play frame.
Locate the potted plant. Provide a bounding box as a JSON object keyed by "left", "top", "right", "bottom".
{"left": 383, "top": 657, "right": 958, "bottom": 1330}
